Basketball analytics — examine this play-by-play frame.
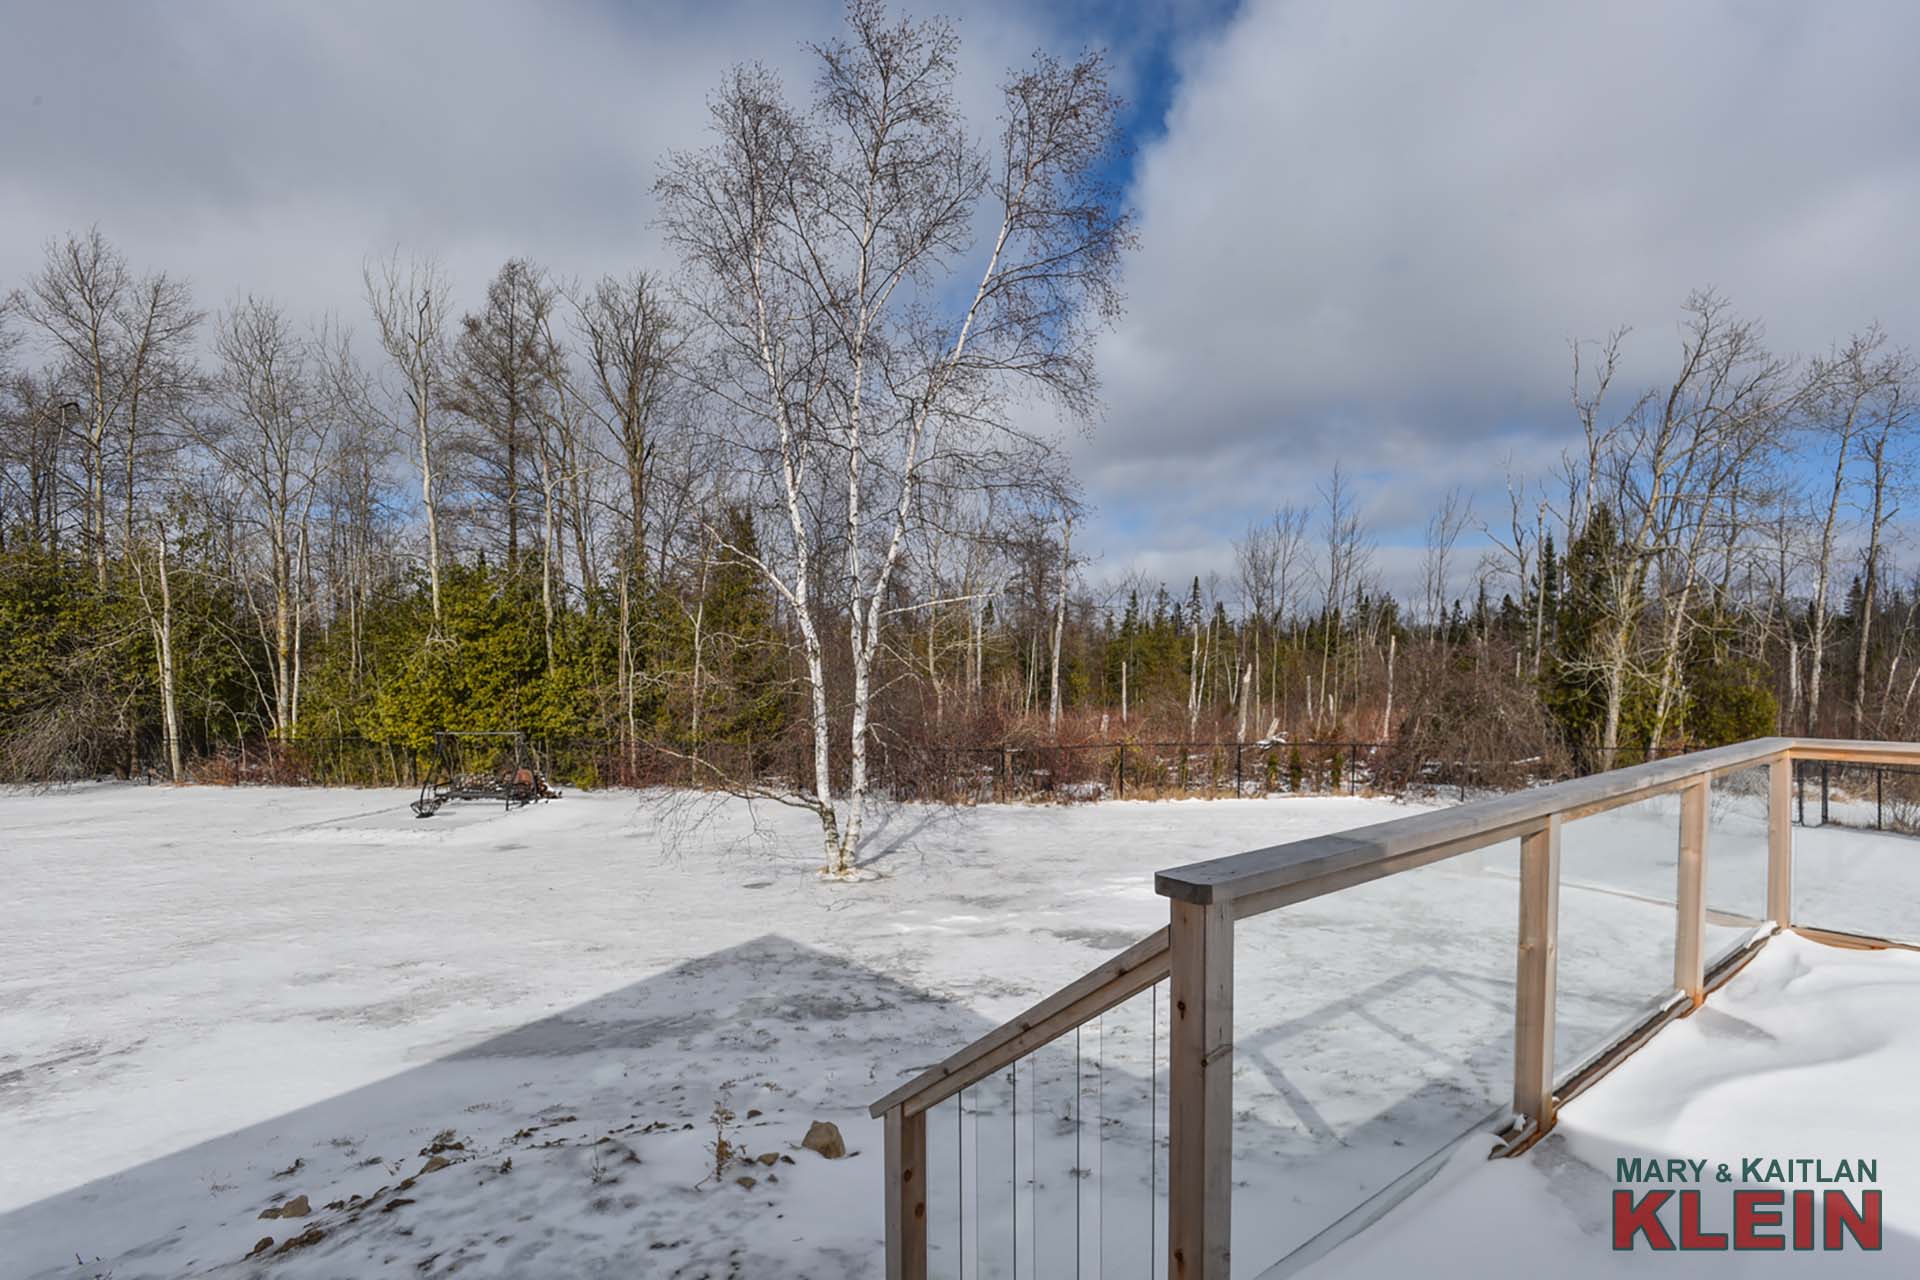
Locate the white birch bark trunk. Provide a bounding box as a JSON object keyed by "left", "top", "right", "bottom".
{"left": 1048, "top": 518, "right": 1071, "bottom": 732}
{"left": 156, "top": 532, "right": 182, "bottom": 782}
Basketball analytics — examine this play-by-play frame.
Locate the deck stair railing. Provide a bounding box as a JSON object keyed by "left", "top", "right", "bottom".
{"left": 870, "top": 736, "right": 1920, "bottom": 1279}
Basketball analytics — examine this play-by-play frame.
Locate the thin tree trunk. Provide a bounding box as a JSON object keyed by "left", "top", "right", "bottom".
{"left": 156, "top": 531, "right": 182, "bottom": 781}
{"left": 619, "top": 563, "right": 637, "bottom": 761}
{"left": 1381, "top": 631, "right": 1396, "bottom": 741}
{"left": 418, "top": 403, "right": 442, "bottom": 620}
{"left": 1048, "top": 517, "right": 1072, "bottom": 732}
{"left": 291, "top": 522, "right": 308, "bottom": 737}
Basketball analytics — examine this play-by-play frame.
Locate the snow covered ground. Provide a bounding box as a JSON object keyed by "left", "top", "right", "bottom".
{"left": 0, "top": 780, "right": 1913, "bottom": 1278}
{"left": 1311, "top": 934, "right": 1920, "bottom": 1277}
{"left": 1, "top": 786, "right": 1412, "bottom": 1279}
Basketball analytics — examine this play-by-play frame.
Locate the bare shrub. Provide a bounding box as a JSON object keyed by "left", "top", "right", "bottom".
{"left": 0, "top": 685, "right": 124, "bottom": 783}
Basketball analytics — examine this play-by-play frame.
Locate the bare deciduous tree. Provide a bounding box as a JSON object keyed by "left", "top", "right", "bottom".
{"left": 449, "top": 259, "right": 558, "bottom": 571}
{"left": 575, "top": 271, "right": 683, "bottom": 580}
{"left": 200, "top": 297, "right": 333, "bottom": 739}
{"left": 365, "top": 251, "right": 453, "bottom": 622}
{"left": 1423, "top": 485, "right": 1472, "bottom": 641}
{"left": 1849, "top": 345, "right": 1915, "bottom": 734}
{"left": 658, "top": 0, "right": 1130, "bottom": 873}
{"left": 1048, "top": 509, "right": 1076, "bottom": 732}
{"left": 1565, "top": 292, "right": 1793, "bottom": 759}
{"left": 10, "top": 230, "right": 199, "bottom": 584}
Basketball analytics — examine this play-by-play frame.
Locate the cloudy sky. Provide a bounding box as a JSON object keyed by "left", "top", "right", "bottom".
{"left": 5, "top": 1, "right": 1918, "bottom": 599}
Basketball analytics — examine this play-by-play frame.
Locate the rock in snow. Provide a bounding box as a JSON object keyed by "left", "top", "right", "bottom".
{"left": 257, "top": 1193, "right": 309, "bottom": 1220}
{"left": 802, "top": 1120, "right": 846, "bottom": 1159}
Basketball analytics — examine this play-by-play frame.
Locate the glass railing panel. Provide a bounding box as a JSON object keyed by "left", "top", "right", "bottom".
{"left": 1794, "top": 759, "right": 1920, "bottom": 944}
{"left": 1555, "top": 792, "right": 1682, "bottom": 1072}
{"left": 1230, "top": 841, "right": 1521, "bottom": 1274}
{"left": 1705, "top": 764, "right": 1772, "bottom": 967}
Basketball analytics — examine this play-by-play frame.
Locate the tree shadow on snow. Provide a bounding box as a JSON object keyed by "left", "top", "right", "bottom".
{"left": 0, "top": 935, "right": 1000, "bottom": 1280}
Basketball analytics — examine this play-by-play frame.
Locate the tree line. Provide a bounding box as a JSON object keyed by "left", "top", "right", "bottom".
{"left": 1129, "top": 293, "right": 1918, "bottom": 783}
{"left": 2, "top": 4, "right": 1915, "bottom": 870}
{"left": 0, "top": 3, "right": 1132, "bottom": 874}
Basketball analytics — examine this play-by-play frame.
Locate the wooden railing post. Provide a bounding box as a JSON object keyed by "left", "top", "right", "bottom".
{"left": 1768, "top": 755, "right": 1793, "bottom": 928}
{"left": 883, "top": 1104, "right": 927, "bottom": 1280}
{"left": 1513, "top": 815, "right": 1561, "bottom": 1134}
{"left": 1675, "top": 778, "right": 1710, "bottom": 1008}
{"left": 1169, "top": 898, "right": 1233, "bottom": 1280}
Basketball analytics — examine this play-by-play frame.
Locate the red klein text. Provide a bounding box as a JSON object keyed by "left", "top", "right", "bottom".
{"left": 1613, "top": 1189, "right": 1881, "bottom": 1251}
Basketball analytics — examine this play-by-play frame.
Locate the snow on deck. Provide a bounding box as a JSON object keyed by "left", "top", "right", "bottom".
{"left": 0, "top": 781, "right": 1912, "bottom": 1277}
{"left": 1309, "top": 933, "right": 1920, "bottom": 1276}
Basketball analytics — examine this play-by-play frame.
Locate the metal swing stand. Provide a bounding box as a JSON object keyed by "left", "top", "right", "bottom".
{"left": 411, "top": 730, "right": 561, "bottom": 818}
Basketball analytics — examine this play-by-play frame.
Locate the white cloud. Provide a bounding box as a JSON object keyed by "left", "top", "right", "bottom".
{"left": 7, "top": 0, "right": 1918, "bottom": 603}
{"left": 1080, "top": 0, "right": 1920, "bottom": 588}
{"left": 0, "top": 0, "right": 1068, "bottom": 328}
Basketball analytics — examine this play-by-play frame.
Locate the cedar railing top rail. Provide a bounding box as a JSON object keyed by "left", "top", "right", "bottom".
{"left": 1159, "top": 740, "right": 1789, "bottom": 909}
{"left": 1157, "top": 737, "right": 1812, "bottom": 909}
{"left": 867, "top": 736, "right": 1920, "bottom": 1122}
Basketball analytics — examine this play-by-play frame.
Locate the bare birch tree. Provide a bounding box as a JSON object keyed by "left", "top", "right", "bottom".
{"left": 1048, "top": 510, "right": 1075, "bottom": 731}
{"left": 1566, "top": 292, "right": 1791, "bottom": 758}
{"left": 573, "top": 271, "right": 686, "bottom": 749}
{"left": 1802, "top": 329, "right": 1890, "bottom": 733}
{"left": 115, "top": 273, "right": 201, "bottom": 559}
{"left": 127, "top": 515, "right": 184, "bottom": 780}
{"left": 1423, "top": 485, "right": 1472, "bottom": 642}
{"left": 1315, "top": 464, "right": 1373, "bottom": 729}
{"left": 365, "top": 251, "right": 453, "bottom": 622}
{"left": 1849, "top": 345, "right": 1915, "bottom": 733}
{"left": 12, "top": 230, "right": 131, "bottom": 583}
{"left": 201, "top": 297, "right": 332, "bottom": 739}
{"left": 659, "top": 1, "right": 1129, "bottom": 873}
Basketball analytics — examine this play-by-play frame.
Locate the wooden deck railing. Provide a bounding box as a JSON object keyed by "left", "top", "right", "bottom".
{"left": 869, "top": 736, "right": 1920, "bottom": 1279}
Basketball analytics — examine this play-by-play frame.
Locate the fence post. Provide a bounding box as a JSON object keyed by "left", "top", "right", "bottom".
{"left": 883, "top": 1104, "right": 927, "bottom": 1280}
{"left": 1513, "top": 815, "right": 1561, "bottom": 1135}
{"left": 1234, "top": 743, "right": 1242, "bottom": 798}
{"left": 1168, "top": 897, "right": 1233, "bottom": 1280}
{"left": 1877, "top": 766, "right": 1884, "bottom": 831}
{"left": 1675, "top": 778, "right": 1710, "bottom": 1008}
{"left": 1768, "top": 755, "right": 1793, "bottom": 929}
{"left": 1821, "top": 760, "right": 1831, "bottom": 825}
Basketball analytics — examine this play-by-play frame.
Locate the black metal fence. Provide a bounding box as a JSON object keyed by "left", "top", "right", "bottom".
{"left": 151, "top": 732, "right": 1587, "bottom": 805}
{"left": 871, "top": 741, "right": 1386, "bottom": 803}
{"left": 95, "top": 736, "right": 1920, "bottom": 825}
{"left": 1794, "top": 757, "right": 1920, "bottom": 836}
